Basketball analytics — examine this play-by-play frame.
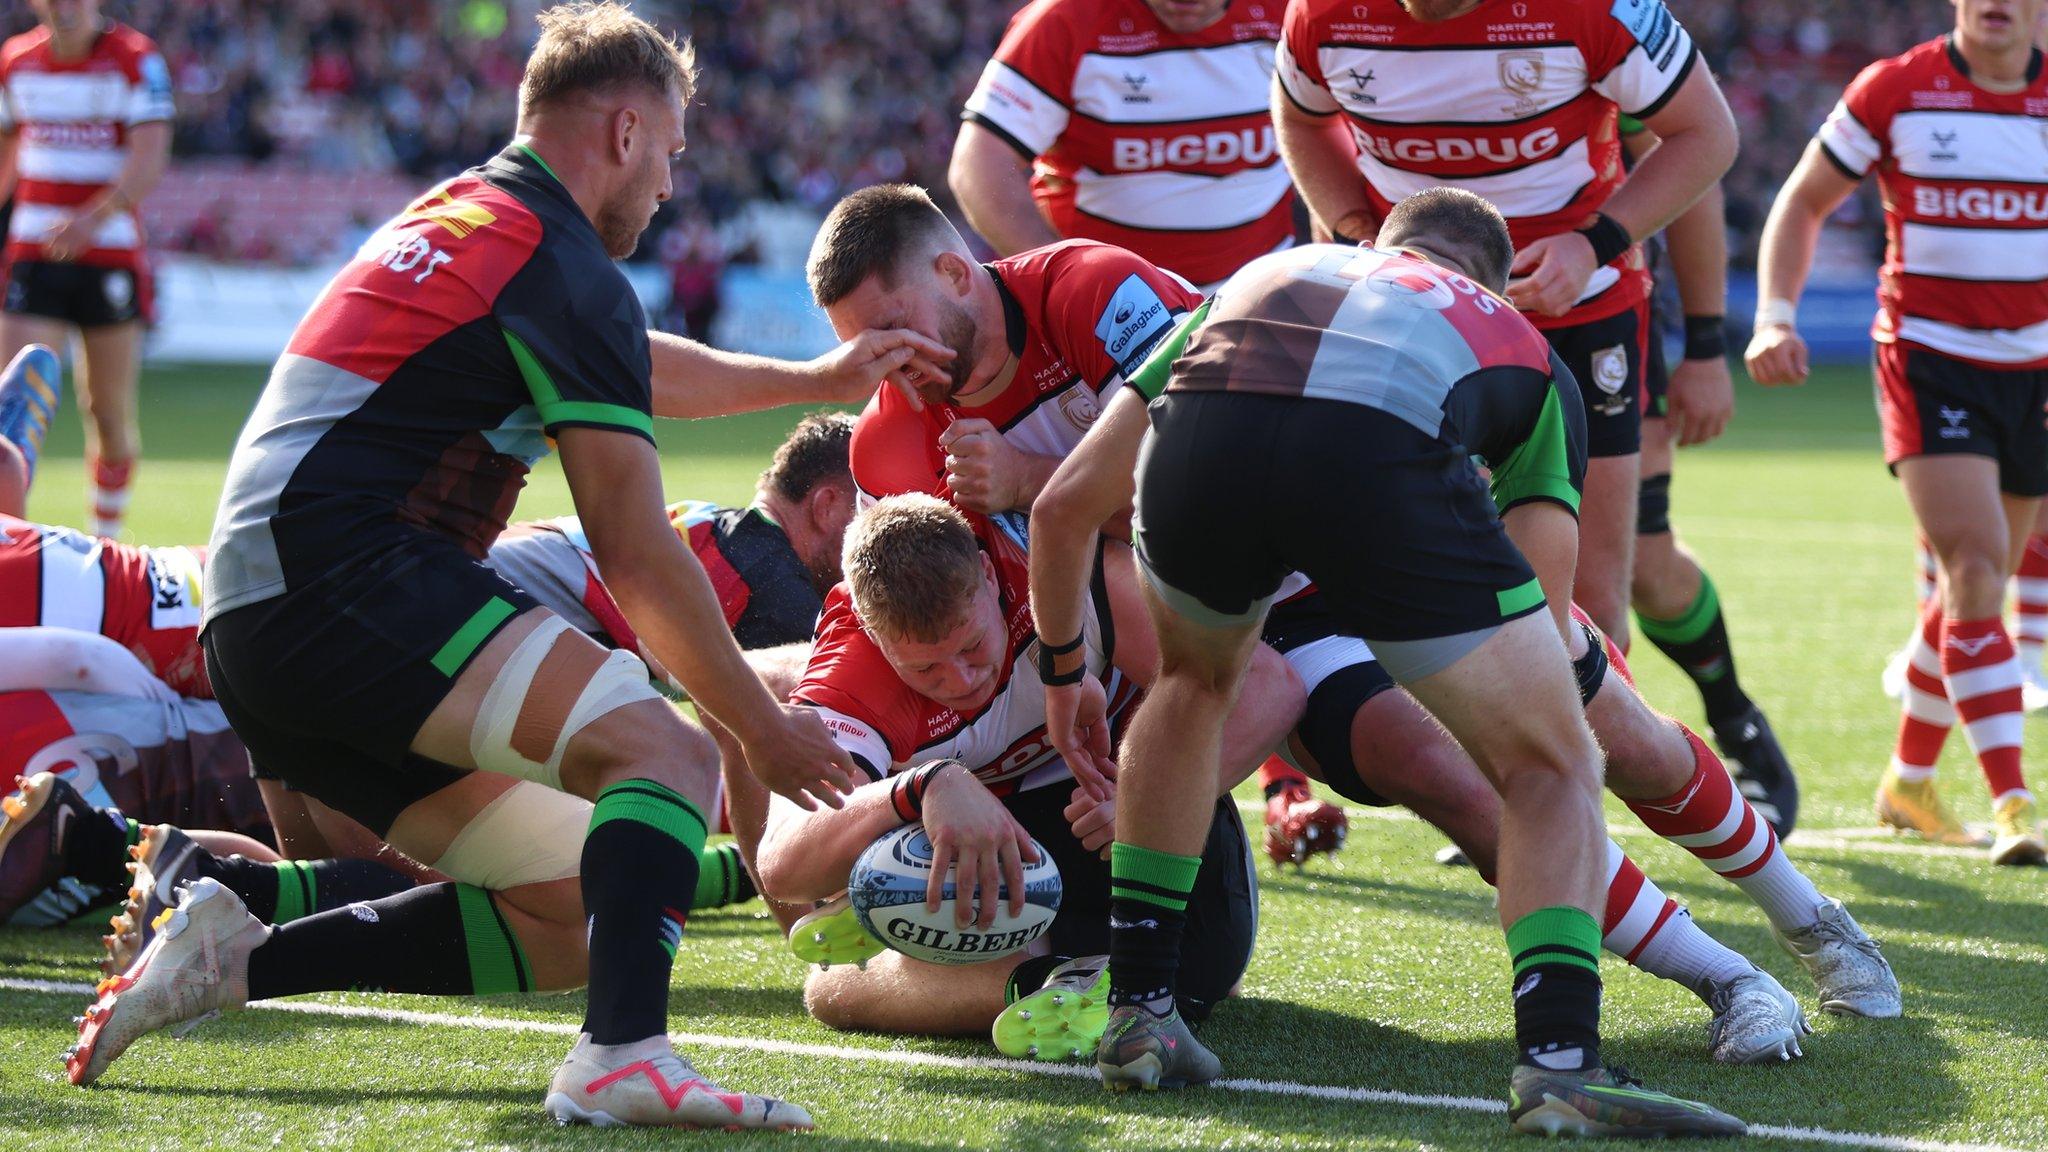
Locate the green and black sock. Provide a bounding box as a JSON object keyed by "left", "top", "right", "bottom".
{"left": 1106, "top": 842, "right": 1201, "bottom": 1016}
{"left": 194, "top": 855, "right": 414, "bottom": 925}
{"left": 245, "top": 882, "right": 530, "bottom": 998}
{"left": 1636, "top": 572, "right": 1753, "bottom": 728}
{"left": 580, "top": 780, "right": 706, "bottom": 1045}
{"left": 1507, "top": 906, "right": 1603, "bottom": 1071}
{"left": 691, "top": 841, "right": 757, "bottom": 911}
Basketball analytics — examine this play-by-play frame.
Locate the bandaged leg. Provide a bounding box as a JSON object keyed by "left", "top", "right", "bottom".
{"left": 467, "top": 616, "right": 664, "bottom": 791}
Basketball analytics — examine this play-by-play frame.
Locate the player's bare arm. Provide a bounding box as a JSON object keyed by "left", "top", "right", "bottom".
{"left": 1625, "top": 127, "right": 1735, "bottom": 446}
{"left": 1271, "top": 74, "right": 1377, "bottom": 242}
{"left": 557, "top": 426, "right": 862, "bottom": 809}
{"left": 646, "top": 326, "right": 953, "bottom": 419}
{"left": 44, "top": 120, "right": 168, "bottom": 264}
{"left": 0, "top": 127, "right": 19, "bottom": 206}
{"left": 937, "top": 417, "right": 1062, "bottom": 514}
{"left": 1746, "top": 143, "right": 1861, "bottom": 387}
{"left": 1510, "top": 68, "right": 1737, "bottom": 317}
{"left": 947, "top": 121, "right": 1062, "bottom": 256}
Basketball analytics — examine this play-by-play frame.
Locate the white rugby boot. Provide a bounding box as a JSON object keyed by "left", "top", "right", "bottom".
{"left": 1775, "top": 899, "right": 1902, "bottom": 1018}
{"left": 544, "top": 1033, "right": 814, "bottom": 1130}
{"left": 1703, "top": 966, "right": 1810, "bottom": 1065}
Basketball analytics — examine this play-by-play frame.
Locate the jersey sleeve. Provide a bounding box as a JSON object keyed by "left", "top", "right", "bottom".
{"left": 961, "top": 0, "right": 1075, "bottom": 158}
{"left": 1045, "top": 244, "right": 1200, "bottom": 387}
{"left": 1586, "top": 0, "right": 1698, "bottom": 120}
{"left": 1814, "top": 60, "right": 1892, "bottom": 179}
{"left": 849, "top": 387, "right": 948, "bottom": 504}
{"left": 790, "top": 589, "right": 923, "bottom": 779}
{"left": 1275, "top": 1, "right": 1339, "bottom": 116}
{"left": 496, "top": 253, "right": 656, "bottom": 442}
{"left": 126, "top": 48, "right": 174, "bottom": 124}
{"left": 1126, "top": 299, "right": 1210, "bottom": 401}
{"left": 0, "top": 627, "right": 181, "bottom": 702}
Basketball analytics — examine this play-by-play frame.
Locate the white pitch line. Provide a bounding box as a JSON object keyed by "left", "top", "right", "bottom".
{"left": 0, "top": 977, "right": 2029, "bottom": 1152}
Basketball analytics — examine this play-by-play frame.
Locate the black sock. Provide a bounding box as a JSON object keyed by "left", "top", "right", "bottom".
{"left": 1507, "top": 907, "right": 1603, "bottom": 1071}
{"left": 1106, "top": 843, "right": 1201, "bottom": 1015}
{"left": 68, "top": 809, "right": 134, "bottom": 888}
{"left": 1636, "top": 573, "right": 1754, "bottom": 728}
{"left": 245, "top": 882, "right": 531, "bottom": 998}
{"left": 196, "top": 854, "right": 414, "bottom": 924}
{"left": 580, "top": 780, "right": 706, "bottom": 1045}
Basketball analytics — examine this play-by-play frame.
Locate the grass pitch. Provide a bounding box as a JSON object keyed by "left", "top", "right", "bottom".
{"left": 3, "top": 362, "right": 2045, "bottom": 1151}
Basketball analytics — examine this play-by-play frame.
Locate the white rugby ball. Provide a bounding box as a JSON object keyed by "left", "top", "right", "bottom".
{"left": 848, "top": 824, "right": 1062, "bottom": 966}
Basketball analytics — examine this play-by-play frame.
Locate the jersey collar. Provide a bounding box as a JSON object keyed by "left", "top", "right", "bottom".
{"left": 1945, "top": 33, "right": 2045, "bottom": 85}
{"left": 986, "top": 265, "right": 1028, "bottom": 359}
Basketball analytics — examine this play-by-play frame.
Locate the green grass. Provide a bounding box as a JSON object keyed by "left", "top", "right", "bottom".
{"left": 5, "top": 364, "right": 2046, "bottom": 1151}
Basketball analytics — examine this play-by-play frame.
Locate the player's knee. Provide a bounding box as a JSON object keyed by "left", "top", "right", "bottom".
{"left": 1940, "top": 550, "right": 2007, "bottom": 616}
{"left": 803, "top": 966, "right": 881, "bottom": 1031}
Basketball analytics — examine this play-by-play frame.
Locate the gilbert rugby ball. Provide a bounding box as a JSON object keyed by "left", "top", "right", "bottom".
{"left": 848, "top": 824, "right": 1062, "bottom": 966}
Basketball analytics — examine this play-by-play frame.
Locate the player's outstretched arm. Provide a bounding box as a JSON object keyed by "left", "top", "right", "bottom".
{"left": 754, "top": 774, "right": 916, "bottom": 905}
{"left": 1747, "top": 142, "right": 1860, "bottom": 387}
{"left": 1272, "top": 74, "right": 1377, "bottom": 243}
{"left": 557, "top": 427, "right": 864, "bottom": 810}
{"left": 645, "top": 328, "right": 953, "bottom": 419}
{"left": 948, "top": 121, "right": 1062, "bottom": 257}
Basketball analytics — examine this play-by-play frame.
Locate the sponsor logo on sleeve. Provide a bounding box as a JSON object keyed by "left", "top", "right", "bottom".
{"left": 140, "top": 53, "right": 172, "bottom": 105}
{"left": 1609, "top": 0, "right": 1675, "bottom": 57}
{"left": 1094, "top": 274, "right": 1173, "bottom": 372}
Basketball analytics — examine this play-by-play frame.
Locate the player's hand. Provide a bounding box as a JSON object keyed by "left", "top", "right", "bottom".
{"left": 1744, "top": 323, "right": 1810, "bottom": 387}
{"left": 40, "top": 210, "right": 99, "bottom": 263}
{"left": 1665, "top": 354, "right": 1734, "bottom": 447}
{"left": 1064, "top": 779, "right": 1118, "bottom": 858}
{"left": 939, "top": 417, "right": 1029, "bottom": 513}
{"left": 738, "top": 703, "right": 865, "bottom": 812}
{"left": 1506, "top": 232, "right": 1599, "bottom": 318}
{"left": 808, "top": 328, "right": 954, "bottom": 411}
{"left": 921, "top": 763, "right": 1040, "bottom": 928}
{"left": 1044, "top": 672, "right": 1116, "bottom": 802}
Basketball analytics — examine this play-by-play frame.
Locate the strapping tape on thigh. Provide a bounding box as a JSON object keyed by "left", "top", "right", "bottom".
{"left": 432, "top": 781, "right": 588, "bottom": 889}
{"left": 469, "top": 615, "right": 662, "bottom": 790}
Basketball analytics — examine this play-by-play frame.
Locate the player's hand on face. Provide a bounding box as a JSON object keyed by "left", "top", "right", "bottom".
{"left": 939, "top": 418, "right": 1028, "bottom": 513}
{"left": 1666, "top": 354, "right": 1734, "bottom": 447}
{"left": 1506, "top": 231, "right": 1599, "bottom": 317}
{"left": 1044, "top": 672, "right": 1115, "bottom": 802}
{"left": 1743, "top": 324, "right": 1810, "bottom": 387}
{"left": 739, "top": 703, "right": 865, "bottom": 812}
{"left": 920, "top": 763, "right": 1039, "bottom": 928}
{"left": 1064, "top": 779, "right": 1117, "bottom": 858}
{"left": 811, "top": 328, "right": 955, "bottom": 411}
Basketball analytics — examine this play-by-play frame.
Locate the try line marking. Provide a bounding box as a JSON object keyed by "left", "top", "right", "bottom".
{"left": 0, "top": 977, "right": 2024, "bottom": 1152}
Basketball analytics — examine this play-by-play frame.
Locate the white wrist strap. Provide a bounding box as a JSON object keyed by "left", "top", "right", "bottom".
{"left": 1754, "top": 298, "right": 1798, "bottom": 329}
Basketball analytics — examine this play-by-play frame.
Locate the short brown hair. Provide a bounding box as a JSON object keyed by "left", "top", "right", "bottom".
{"left": 761, "top": 412, "right": 855, "bottom": 503}
{"left": 1378, "top": 187, "right": 1515, "bottom": 293}
{"left": 807, "top": 184, "right": 954, "bottom": 307}
{"left": 843, "top": 494, "right": 983, "bottom": 642}
{"left": 519, "top": 2, "right": 697, "bottom": 118}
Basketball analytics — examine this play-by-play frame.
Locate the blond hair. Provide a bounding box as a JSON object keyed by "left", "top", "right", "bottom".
{"left": 519, "top": 2, "right": 697, "bottom": 117}
{"left": 843, "top": 495, "right": 984, "bottom": 642}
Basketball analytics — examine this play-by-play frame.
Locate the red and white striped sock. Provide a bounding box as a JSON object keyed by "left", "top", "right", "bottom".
{"left": 1941, "top": 616, "right": 2031, "bottom": 804}
{"left": 1893, "top": 601, "right": 1953, "bottom": 783}
{"left": 1915, "top": 538, "right": 1938, "bottom": 612}
{"left": 1600, "top": 839, "right": 1747, "bottom": 995}
{"left": 88, "top": 456, "right": 133, "bottom": 539}
{"left": 2012, "top": 535, "right": 2048, "bottom": 677}
{"left": 1625, "top": 726, "right": 1824, "bottom": 934}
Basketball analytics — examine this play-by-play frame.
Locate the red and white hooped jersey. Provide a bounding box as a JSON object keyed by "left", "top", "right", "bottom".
{"left": 1277, "top": 0, "right": 1698, "bottom": 329}
{"left": 0, "top": 514, "right": 208, "bottom": 698}
{"left": 1816, "top": 37, "right": 2048, "bottom": 368}
{"left": 0, "top": 22, "right": 172, "bottom": 269}
{"left": 791, "top": 515, "right": 1135, "bottom": 797}
{"left": 851, "top": 240, "right": 1198, "bottom": 516}
{"left": 963, "top": 0, "right": 1295, "bottom": 288}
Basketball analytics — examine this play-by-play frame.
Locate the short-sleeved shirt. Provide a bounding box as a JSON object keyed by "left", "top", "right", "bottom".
{"left": 962, "top": 0, "right": 1294, "bottom": 287}
{"left": 0, "top": 21, "right": 172, "bottom": 271}
{"left": 205, "top": 143, "right": 655, "bottom": 621}
{"left": 1275, "top": 0, "right": 1698, "bottom": 329}
{"left": 1815, "top": 36, "right": 2048, "bottom": 368}
{"left": 0, "top": 513, "right": 209, "bottom": 697}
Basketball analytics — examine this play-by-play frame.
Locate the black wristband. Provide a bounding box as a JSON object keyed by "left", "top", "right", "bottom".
{"left": 1577, "top": 212, "right": 1633, "bottom": 268}
{"left": 888, "top": 760, "right": 952, "bottom": 823}
{"left": 1682, "top": 314, "right": 1727, "bottom": 361}
{"left": 1037, "top": 634, "right": 1085, "bottom": 685}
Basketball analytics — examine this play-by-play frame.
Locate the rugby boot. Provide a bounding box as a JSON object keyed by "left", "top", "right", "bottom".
{"left": 0, "top": 343, "right": 61, "bottom": 482}
{"left": 787, "top": 894, "right": 885, "bottom": 969}
{"left": 1988, "top": 794, "right": 2047, "bottom": 866}
{"left": 66, "top": 877, "right": 269, "bottom": 1086}
{"left": 2021, "top": 660, "right": 2048, "bottom": 714}
{"left": 1879, "top": 648, "right": 1909, "bottom": 703}
{"left": 1263, "top": 781, "right": 1348, "bottom": 868}
{"left": 1096, "top": 1005, "right": 1221, "bottom": 1091}
{"left": 994, "top": 954, "right": 1109, "bottom": 1062}
{"left": 544, "top": 1033, "right": 813, "bottom": 1129}
{"left": 1703, "top": 966, "right": 1809, "bottom": 1065}
{"left": 103, "top": 824, "right": 205, "bottom": 976}
{"left": 1774, "top": 898, "right": 1901, "bottom": 1018}
{"left": 1712, "top": 706, "right": 1799, "bottom": 837}
{"left": 1507, "top": 1064, "right": 1745, "bottom": 1138}
{"left": 0, "top": 772, "right": 104, "bottom": 921}
{"left": 1875, "top": 769, "right": 1986, "bottom": 847}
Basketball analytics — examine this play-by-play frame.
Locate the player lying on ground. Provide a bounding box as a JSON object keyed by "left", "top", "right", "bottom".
{"left": 65, "top": 5, "right": 952, "bottom": 1130}
{"left": 813, "top": 182, "right": 1350, "bottom": 866}
{"left": 1073, "top": 192, "right": 1748, "bottom": 1135}
{"left": 752, "top": 494, "right": 1294, "bottom": 1048}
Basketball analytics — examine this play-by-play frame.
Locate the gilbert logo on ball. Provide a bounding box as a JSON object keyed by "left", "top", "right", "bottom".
{"left": 849, "top": 824, "right": 1062, "bottom": 966}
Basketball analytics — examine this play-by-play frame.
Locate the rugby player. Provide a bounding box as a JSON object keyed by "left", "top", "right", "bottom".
{"left": 0, "top": 0, "right": 173, "bottom": 537}
{"left": 64, "top": 4, "right": 950, "bottom": 1128}
{"left": 1747, "top": 0, "right": 2048, "bottom": 865}
{"left": 1269, "top": 0, "right": 1796, "bottom": 804}
{"left": 1071, "top": 192, "right": 1750, "bottom": 1134}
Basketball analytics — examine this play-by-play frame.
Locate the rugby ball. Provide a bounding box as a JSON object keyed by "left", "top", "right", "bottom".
{"left": 848, "top": 824, "right": 1062, "bottom": 966}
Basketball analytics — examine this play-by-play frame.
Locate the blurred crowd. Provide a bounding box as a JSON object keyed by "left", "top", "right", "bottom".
{"left": 3, "top": 0, "right": 1961, "bottom": 274}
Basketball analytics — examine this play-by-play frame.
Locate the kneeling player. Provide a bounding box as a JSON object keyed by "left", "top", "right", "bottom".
{"left": 752, "top": 495, "right": 1298, "bottom": 1048}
